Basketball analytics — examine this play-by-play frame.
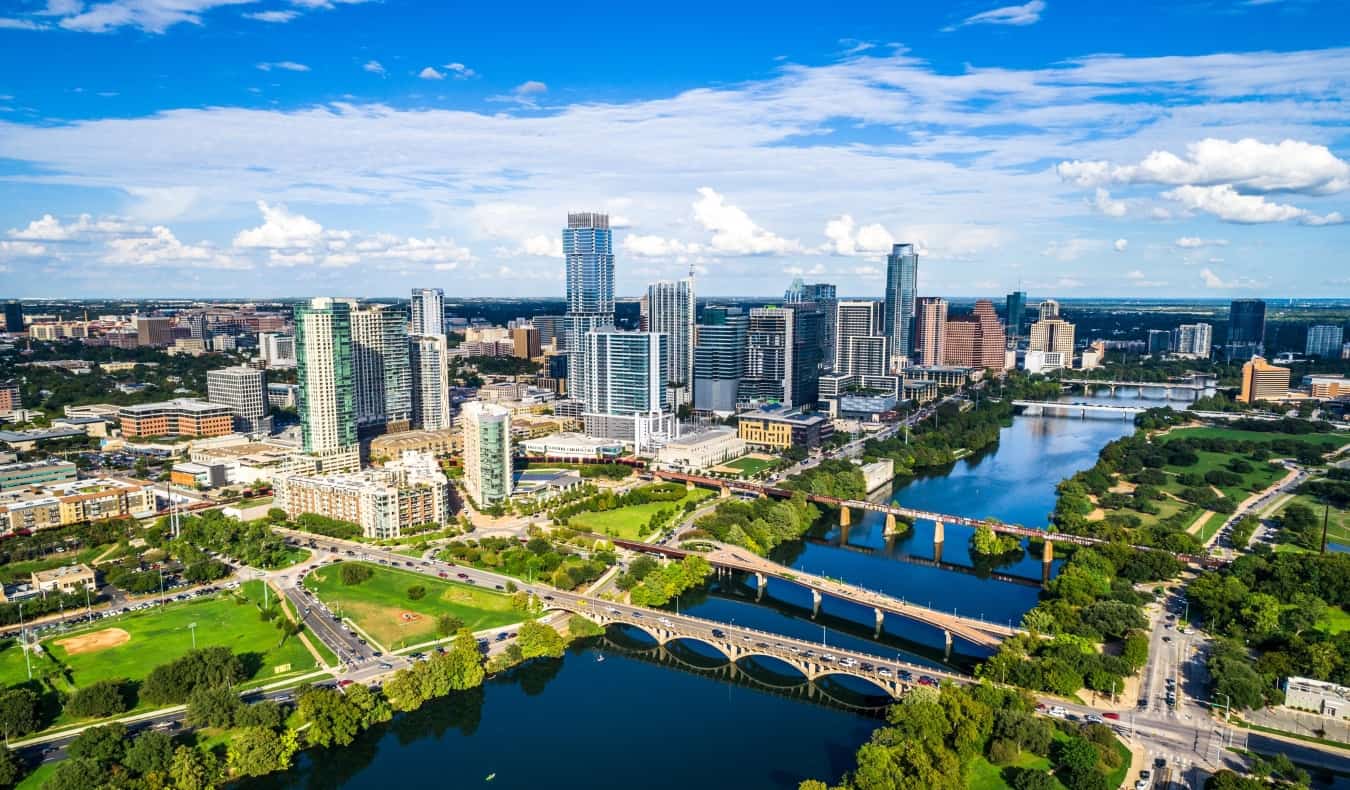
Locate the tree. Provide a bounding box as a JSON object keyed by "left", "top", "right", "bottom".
{"left": 516, "top": 621, "right": 566, "bottom": 660}
{"left": 66, "top": 722, "right": 127, "bottom": 765}
{"left": 1009, "top": 768, "right": 1058, "bottom": 790}
{"left": 0, "top": 747, "right": 23, "bottom": 788}
{"left": 42, "top": 758, "right": 108, "bottom": 790}
{"left": 170, "top": 744, "right": 219, "bottom": 790}
{"left": 227, "top": 726, "right": 300, "bottom": 778}
{"left": 140, "top": 647, "right": 246, "bottom": 706}
{"left": 65, "top": 679, "right": 129, "bottom": 719}
{"left": 296, "top": 686, "right": 362, "bottom": 748}
{"left": 123, "top": 730, "right": 176, "bottom": 777}
{"left": 186, "top": 685, "right": 240, "bottom": 729}
{"left": 235, "top": 700, "right": 286, "bottom": 730}
{"left": 0, "top": 688, "right": 40, "bottom": 738}
{"left": 1121, "top": 632, "right": 1149, "bottom": 672}
{"left": 407, "top": 584, "right": 427, "bottom": 601}
{"left": 340, "top": 563, "right": 373, "bottom": 586}
{"left": 436, "top": 614, "right": 464, "bottom": 637}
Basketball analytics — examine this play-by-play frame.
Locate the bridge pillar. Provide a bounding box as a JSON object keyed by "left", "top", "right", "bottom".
{"left": 1042, "top": 540, "right": 1053, "bottom": 564}
{"left": 839, "top": 506, "right": 851, "bottom": 527}
{"left": 685, "top": 480, "right": 695, "bottom": 492}
{"left": 933, "top": 519, "right": 944, "bottom": 545}
{"left": 811, "top": 589, "right": 821, "bottom": 617}
{"left": 757, "top": 490, "right": 767, "bottom": 500}
{"left": 884, "top": 512, "right": 897, "bottom": 535}
{"left": 720, "top": 486, "right": 731, "bottom": 499}
{"left": 944, "top": 629, "right": 953, "bottom": 661}
{"left": 874, "top": 607, "right": 884, "bottom": 632}
{"left": 755, "top": 572, "right": 767, "bottom": 591}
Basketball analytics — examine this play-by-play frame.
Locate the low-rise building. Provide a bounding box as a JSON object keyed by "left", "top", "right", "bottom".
{"left": 170, "top": 462, "right": 228, "bottom": 489}
{"left": 1284, "top": 676, "right": 1349, "bottom": 719}
{"left": 274, "top": 451, "right": 450, "bottom": 539}
{"left": 1023, "top": 350, "right": 1068, "bottom": 374}
{"left": 737, "top": 406, "right": 833, "bottom": 450}
{"left": 904, "top": 365, "right": 978, "bottom": 387}
{"left": 0, "top": 459, "right": 78, "bottom": 490}
{"left": 1, "top": 478, "right": 155, "bottom": 534}
{"left": 1303, "top": 374, "right": 1347, "bottom": 399}
{"left": 32, "top": 564, "right": 96, "bottom": 595}
{"left": 656, "top": 426, "right": 746, "bottom": 470}
{"left": 368, "top": 428, "right": 459, "bottom": 461}
{"left": 119, "top": 399, "right": 235, "bottom": 438}
{"left": 902, "top": 379, "right": 938, "bottom": 404}
{"left": 187, "top": 435, "right": 297, "bottom": 485}
{"left": 518, "top": 432, "right": 625, "bottom": 462}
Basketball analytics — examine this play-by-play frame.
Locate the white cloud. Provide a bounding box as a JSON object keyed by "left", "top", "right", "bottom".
{"left": 14, "top": 0, "right": 370, "bottom": 33}
{"left": 1092, "top": 188, "right": 1127, "bottom": 217}
{"left": 0, "top": 241, "right": 47, "bottom": 258}
{"left": 1041, "top": 238, "right": 1103, "bottom": 262}
{"left": 444, "top": 62, "right": 476, "bottom": 79}
{"left": 104, "top": 226, "right": 242, "bottom": 268}
{"left": 1174, "top": 236, "right": 1228, "bottom": 248}
{"left": 1163, "top": 184, "right": 1341, "bottom": 224}
{"left": 232, "top": 201, "right": 325, "bottom": 249}
{"left": 821, "top": 214, "right": 895, "bottom": 255}
{"left": 490, "top": 80, "right": 548, "bottom": 106}
{"left": 948, "top": 0, "right": 1045, "bottom": 29}
{"left": 1200, "top": 267, "right": 1228, "bottom": 288}
{"left": 362, "top": 60, "right": 386, "bottom": 76}
{"left": 418, "top": 67, "right": 444, "bottom": 81}
{"left": 0, "top": 17, "right": 46, "bottom": 29}
{"left": 1113, "top": 238, "right": 1128, "bottom": 252}
{"left": 1058, "top": 138, "right": 1350, "bottom": 195}
{"left": 518, "top": 235, "right": 562, "bottom": 258}
{"left": 692, "top": 187, "right": 801, "bottom": 255}
{"left": 9, "top": 213, "right": 141, "bottom": 241}
{"left": 257, "top": 61, "right": 311, "bottom": 73}
{"left": 244, "top": 10, "right": 298, "bottom": 22}
{"left": 622, "top": 234, "right": 701, "bottom": 257}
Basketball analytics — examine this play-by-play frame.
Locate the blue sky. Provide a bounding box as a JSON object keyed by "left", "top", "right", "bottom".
{"left": 1, "top": 0, "right": 1348, "bottom": 298}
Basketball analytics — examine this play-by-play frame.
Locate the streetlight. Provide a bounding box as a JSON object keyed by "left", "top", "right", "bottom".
{"left": 17, "top": 603, "right": 31, "bottom": 681}
{"left": 189, "top": 622, "right": 198, "bottom": 650}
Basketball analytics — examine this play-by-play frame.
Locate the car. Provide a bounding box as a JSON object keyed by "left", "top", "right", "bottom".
{"left": 1085, "top": 714, "right": 1104, "bottom": 724}
{"left": 456, "top": 573, "right": 469, "bottom": 579}
{"left": 1047, "top": 706, "right": 1068, "bottom": 719}
{"left": 543, "top": 595, "right": 554, "bottom": 601}
{"left": 878, "top": 668, "right": 892, "bottom": 677}
{"left": 918, "top": 676, "right": 938, "bottom": 687}
{"left": 494, "top": 584, "right": 504, "bottom": 590}
{"left": 337, "top": 679, "right": 355, "bottom": 688}
{"left": 1140, "top": 770, "right": 1151, "bottom": 781}
{"left": 438, "top": 572, "right": 448, "bottom": 578}
{"left": 1162, "top": 636, "right": 1172, "bottom": 642}
{"left": 711, "top": 629, "right": 725, "bottom": 638}
{"left": 1135, "top": 781, "right": 1149, "bottom": 790}
{"left": 1154, "top": 758, "right": 1166, "bottom": 769}
{"left": 496, "top": 633, "right": 508, "bottom": 641}
{"left": 1103, "top": 712, "right": 1120, "bottom": 720}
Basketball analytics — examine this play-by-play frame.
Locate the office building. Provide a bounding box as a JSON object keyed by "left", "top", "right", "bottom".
{"left": 295, "top": 297, "right": 359, "bottom": 472}
{"left": 1303, "top": 375, "right": 1347, "bottom": 399}
{"left": 1147, "top": 330, "right": 1172, "bottom": 356}
{"left": 1004, "top": 291, "right": 1027, "bottom": 339}
{"left": 461, "top": 402, "right": 513, "bottom": 505}
{"left": 740, "top": 304, "right": 824, "bottom": 410}
{"left": 512, "top": 325, "right": 541, "bottom": 359}
{"left": 564, "top": 213, "right": 616, "bottom": 399}
{"left": 786, "top": 281, "right": 837, "bottom": 370}
{"left": 883, "top": 243, "right": 919, "bottom": 363}
{"left": 646, "top": 279, "right": 696, "bottom": 394}
{"left": 409, "top": 288, "right": 445, "bottom": 337}
{"left": 1226, "top": 299, "right": 1266, "bottom": 360}
{"left": 258, "top": 333, "right": 296, "bottom": 367}
{"left": 1306, "top": 325, "right": 1344, "bottom": 358}
{"left": 32, "top": 564, "right": 96, "bottom": 595}
{"left": 1029, "top": 310, "right": 1076, "bottom": 356}
{"left": 655, "top": 426, "right": 746, "bottom": 470}
{"left": 693, "top": 306, "right": 747, "bottom": 415}
{"left": 206, "top": 366, "right": 271, "bottom": 434}
{"left": 3, "top": 302, "right": 23, "bottom": 333}
{"left": 737, "top": 406, "right": 833, "bottom": 450}
{"left": 0, "top": 381, "right": 19, "bottom": 414}
{"left": 119, "top": 399, "right": 234, "bottom": 438}
{"left": 1174, "top": 323, "right": 1213, "bottom": 358}
{"left": 350, "top": 304, "right": 412, "bottom": 435}
{"left": 1238, "top": 356, "right": 1291, "bottom": 404}
{"left": 942, "top": 300, "right": 1007, "bottom": 370}
{"left": 913, "top": 297, "right": 948, "bottom": 367}
{"left": 834, "top": 300, "right": 888, "bottom": 376}
{"left": 135, "top": 316, "right": 174, "bottom": 347}
{"left": 1038, "top": 299, "right": 1061, "bottom": 321}
{"left": 581, "top": 330, "right": 676, "bottom": 452}
{"left": 1, "top": 478, "right": 154, "bottom": 534}
{"left": 532, "top": 315, "right": 567, "bottom": 351}
{"left": 1023, "top": 350, "right": 1068, "bottom": 374}
{"left": 275, "top": 451, "right": 450, "bottom": 539}
{"left": 0, "top": 459, "right": 77, "bottom": 490}
{"left": 410, "top": 334, "right": 452, "bottom": 431}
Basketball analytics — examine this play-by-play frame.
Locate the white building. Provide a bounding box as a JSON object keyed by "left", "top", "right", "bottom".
{"left": 258, "top": 333, "right": 296, "bottom": 368}
{"left": 1023, "top": 350, "right": 1068, "bottom": 374}
{"left": 410, "top": 288, "right": 445, "bottom": 337}
{"left": 206, "top": 366, "right": 271, "bottom": 434}
{"left": 581, "top": 329, "right": 677, "bottom": 454}
{"left": 410, "top": 334, "right": 452, "bottom": 430}
{"left": 656, "top": 426, "right": 746, "bottom": 470}
{"left": 646, "top": 279, "right": 696, "bottom": 405}
{"left": 461, "top": 401, "right": 512, "bottom": 505}
{"left": 519, "top": 432, "right": 625, "bottom": 462}
{"left": 1174, "top": 323, "right": 1213, "bottom": 358}
{"left": 1284, "top": 676, "right": 1349, "bottom": 719}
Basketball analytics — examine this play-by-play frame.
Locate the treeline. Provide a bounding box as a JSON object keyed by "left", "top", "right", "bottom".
{"left": 801, "top": 683, "right": 1127, "bottom": 790}
{"left": 0, "top": 517, "right": 133, "bottom": 573}
{"left": 550, "top": 482, "right": 688, "bottom": 526}
{"left": 779, "top": 460, "right": 867, "bottom": 500}
{"left": 686, "top": 492, "right": 820, "bottom": 556}
{"left": 287, "top": 512, "right": 364, "bottom": 541}
{"left": 627, "top": 556, "right": 712, "bottom": 607}
{"left": 156, "top": 510, "right": 297, "bottom": 570}
{"left": 439, "top": 532, "right": 615, "bottom": 591}
{"left": 1187, "top": 550, "right": 1350, "bottom": 709}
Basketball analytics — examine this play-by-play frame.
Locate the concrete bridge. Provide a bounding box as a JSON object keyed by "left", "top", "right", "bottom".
{"left": 1012, "top": 400, "right": 1146, "bottom": 419}
{"left": 546, "top": 593, "right": 971, "bottom": 700}
{"left": 1058, "top": 378, "right": 1214, "bottom": 398}
{"left": 611, "top": 537, "right": 1018, "bottom": 650}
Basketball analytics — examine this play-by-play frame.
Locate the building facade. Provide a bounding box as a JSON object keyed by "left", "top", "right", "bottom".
{"left": 512, "top": 325, "right": 541, "bottom": 359}
{"left": 295, "top": 297, "right": 359, "bottom": 472}
{"left": 1, "top": 478, "right": 154, "bottom": 534}
{"left": 351, "top": 304, "right": 413, "bottom": 435}
{"left": 693, "top": 306, "right": 747, "bottom": 415}
{"left": 655, "top": 426, "right": 746, "bottom": 470}
{"left": 409, "top": 287, "right": 445, "bottom": 337}
{"left": 206, "top": 366, "right": 271, "bottom": 434}
{"left": 737, "top": 406, "right": 833, "bottom": 450}
{"left": 461, "top": 401, "right": 513, "bottom": 505}
{"left": 1174, "top": 323, "right": 1213, "bottom": 358}
{"left": 740, "top": 305, "right": 823, "bottom": 409}
{"left": 276, "top": 451, "right": 450, "bottom": 539}
{"left": 581, "top": 330, "right": 676, "bottom": 452}
{"left": 1306, "top": 325, "right": 1345, "bottom": 358}
{"left": 119, "top": 399, "right": 234, "bottom": 438}
{"left": 258, "top": 333, "right": 297, "bottom": 368}
{"left": 835, "top": 300, "right": 888, "bottom": 376}
{"left": 1029, "top": 315, "right": 1076, "bottom": 356}
{"left": 883, "top": 243, "right": 919, "bottom": 363}
{"left": 564, "top": 213, "right": 616, "bottom": 399}
{"left": 135, "top": 316, "right": 174, "bottom": 347}
{"left": 1226, "top": 299, "right": 1267, "bottom": 360}
{"left": 1004, "top": 291, "right": 1027, "bottom": 339}
{"left": 913, "top": 297, "right": 948, "bottom": 367}
{"left": 942, "top": 300, "right": 1006, "bottom": 370}
{"left": 410, "top": 334, "right": 452, "bottom": 431}
{"left": 786, "top": 280, "right": 837, "bottom": 371}
{"left": 1239, "top": 356, "right": 1291, "bottom": 403}
{"left": 646, "top": 279, "right": 696, "bottom": 394}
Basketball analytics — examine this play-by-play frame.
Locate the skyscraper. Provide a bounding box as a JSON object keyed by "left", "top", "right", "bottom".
{"left": 295, "top": 297, "right": 358, "bottom": 471}
{"left": 1238, "top": 356, "right": 1290, "bottom": 404}
{"left": 135, "top": 316, "right": 174, "bottom": 347}
{"left": 512, "top": 325, "right": 541, "bottom": 359}
{"left": 3, "top": 301, "right": 23, "bottom": 333}
{"left": 834, "top": 300, "right": 888, "bottom": 376}
{"left": 532, "top": 315, "right": 567, "bottom": 350}
{"left": 582, "top": 329, "right": 676, "bottom": 453}
{"left": 741, "top": 305, "right": 823, "bottom": 409}
{"left": 409, "top": 288, "right": 444, "bottom": 336}
{"left": 461, "top": 401, "right": 512, "bottom": 505}
{"left": 942, "top": 300, "right": 1007, "bottom": 370}
{"left": 1175, "top": 323, "right": 1213, "bottom": 358}
{"left": 786, "top": 281, "right": 838, "bottom": 369}
{"left": 646, "top": 278, "right": 696, "bottom": 391}
{"left": 1029, "top": 311, "right": 1075, "bottom": 356}
{"left": 1004, "top": 291, "right": 1027, "bottom": 339}
{"left": 883, "top": 243, "right": 919, "bottom": 364}
{"left": 694, "top": 306, "right": 747, "bottom": 415}
{"left": 1226, "top": 299, "right": 1266, "bottom": 360}
{"left": 1038, "top": 298, "right": 1061, "bottom": 321}
{"left": 563, "top": 213, "right": 615, "bottom": 398}
{"left": 350, "top": 304, "right": 412, "bottom": 435}
{"left": 1147, "top": 330, "right": 1173, "bottom": 356}
{"left": 206, "top": 366, "right": 271, "bottom": 434}
{"left": 914, "top": 297, "right": 949, "bottom": 366}
{"left": 409, "top": 334, "right": 451, "bottom": 431}
{"left": 1306, "top": 325, "right": 1344, "bottom": 358}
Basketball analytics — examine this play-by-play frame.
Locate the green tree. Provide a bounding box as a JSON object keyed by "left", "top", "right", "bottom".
{"left": 65, "top": 679, "right": 129, "bottom": 719}
{"left": 296, "top": 686, "right": 362, "bottom": 748}
{"left": 0, "top": 688, "right": 40, "bottom": 738}
{"left": 515, "top": 621, "right": 566, "bottom": 660}
{"left": 235, "top": 700, "right": 286, "bottom": 730}
{"left": 0, "top": 747, "right": 23, "bottom": 788}
{"left": 407, "top": 585, "right": 427, "bottom": 601}
{"left": 66, "top": 723, "right": 126, "bottom": 765}
{"left": 169, "top": 745, "right": 219, "bottom": 790}
{"left": 339, "top": 563, "right": 373, "bottom": 585}
{"left": 1121, "top": 632, "right": 1149, "bottom": 671}
{"left": 185, "top": 685, "right": 240, "bottom": 729}
{"left": 227, "top": 726, "right": 300, "bottom": 778}
{"left": 436, "top": 613, "right": 464, "bottom": 637}
{"left": 41, "top": 758, "right": 109, "bottom": 790}
{"left": 123, "top": 730, "right": 176, "bottom": 777}
{"left": 1009, "top": 768, "right": 1058, "bottom": 790}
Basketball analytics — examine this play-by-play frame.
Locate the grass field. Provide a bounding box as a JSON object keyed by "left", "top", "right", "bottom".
{"left": 302, "top": 562, "right": 523, "bottom": 650}
{"left": 33, "top": 580, "right": 318, "bottom": 691}
{"left": 568, "top": 488, "right": 714, "bottom": 539}
{"left": 1279, "top": 493, "right": 1350, "bottom": 546}
{"left": 1319, "top": 606, "right": 1350, "bottom": 635}
{"left": 720, "top": 455, "right": 777, "bottom": 477}
{"left": 965, "top": 728, "right": 1131, "bottom": 790}
{"left": 1163, "top": 426, "right": 1350, "bottom": 454}
{"left": 1195, "top": 512, "right": 1223, "bottom": 542}
{"left": 0, "top": 544, "right": 114, "bottom": 585}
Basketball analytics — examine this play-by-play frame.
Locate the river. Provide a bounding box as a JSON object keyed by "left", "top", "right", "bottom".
{"left": 244, "top": 403, "right": 1164, "bottom": 789}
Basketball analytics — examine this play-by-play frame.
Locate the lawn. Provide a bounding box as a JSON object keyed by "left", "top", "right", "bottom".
{"left": 1163, "top": 426, "right": 1350, "bottom": 454}
{"left": 1318, "top": 606, "right": 1350, "bottom": 635}
{"left": 39, "top": 580, "right": 319, "bottom": 690}
{"left": 302, "top": 561, "right": 524, "bottom": 650}
{"left": 1279, "top": 494, "right": 1350, "bottom": 546}
{"left": 1157, "top": 450, "right": 1285, "bottom": 503}
{"left": 965, "top": 728, "right": 1130, "bottom": 790}
{"left": 721, "top": 454, "right": 777, "bottom": 477}
{"left": 1196, "top": 512, "right": 1224, "bottom": 542}
{"left": 568, "top": 488, "right": 714, "bottom": 540}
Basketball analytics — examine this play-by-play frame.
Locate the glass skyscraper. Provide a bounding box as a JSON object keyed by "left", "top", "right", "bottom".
{"left": 694, "top": 306, "right": 747, "bottom": 414}
{"left": 295, "top": 297, "right": 357, "bottom": 465}
{"left": 1226, "top": 299, "right": 1266, "bottom": 360}
{"left": 646, "top": 279, "right": 695, "bottom": 389}
{"left": 564, "top": 213, "right": 615, "bottom": 397}
{"left": 409, "top": 287, "right": 444, "bottom": 336}
{"left": 1306, "top": 324, "right": 1344, "bottom": 358}
{"left": 786, "top": 280, "right": 837, "bottom": 370}
{"left": 1004, "top": 291, "right": 1027, "bottom": 339}
{"left": 884, "top": 243, "right": 919, "bottom": 363}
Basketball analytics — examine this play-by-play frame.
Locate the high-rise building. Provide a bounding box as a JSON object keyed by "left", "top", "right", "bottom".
{"left": 883, "top": 243, "right": 919, "bottom": 364}
{"left": 1306, "top": 325, "right": 1344, "bottom": 358}
{"left": 512, "top": 325, "right": 541, "bottom": 360}
{"left": 295, "top": 297, "right": 358, "bottom": 470}
{"left": 1147, "top": 330, "right": 1173, "bottom": 356}
{"left": 206, "top": 366, "right": 271, "bottom": 434}
{"left": 1174, "top": 323, "right": 1213, "bottom": 358}
{"left": 1004, "top": 291, "right": 1027, "bottom": 339}
{"left": 786, "top": 281, "right": 838, "bottom": 370}
{"left": 1226, "top": 299, "right": 1266, "bottom": 360}
{"left": 258, "top": 333, "right": 297, "bottom": 367}
{"left": 564, "top": 213, "right": 616, "bottom": 398}
{"left": 942, "top": 300, "right": 1007, "bottom": 370}
{"left": 1029, "top": 311, "right": 1075, "bottom": 356}
{"left": 1238, "top": 356, "right": 1290, "bottom": 404}
{"left": 532, "top": 315, "right": 567, "bottom": 351}
{"left": 694, "top": 306, "right": 747, "bottom": 415}
{"left": 350, "top": 305, "right": 412, "bottom": 435}
{"left": 3, "top": 301, "right": 23, "bottom": 333}
{"left": 582, "top": 330, "right": 676, "bottom": 452}
{"left": 410, "top": 334, "right": 452, "bottom": 431}
{"left": 834, "top": 300, "right": 888, "bottom": 376}
{"left": 646, "top": 279, "right": 696, "bottom": 390}
{"left": 135, "top": 316, "right": 174, "bottom": 347}
{"left": 741, "top": 304, "right": 824, "bottom": 409}
{"left": 461, "top": 402, "right": 512, "bottom": 505}
{"left": 1038, "top": 299, "right": 1061, "bottom": 321}
{"left": 913, "top": 297, "right": 949, "bottom": 366}
{"left": 409, "top": 288, "right": 445, "bottom": 337}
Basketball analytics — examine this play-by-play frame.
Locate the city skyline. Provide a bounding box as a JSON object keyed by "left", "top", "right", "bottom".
{"left": 1, "top": 1, "right": 1348, "bottom": 298}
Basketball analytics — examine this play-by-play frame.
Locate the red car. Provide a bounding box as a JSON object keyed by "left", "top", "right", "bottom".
{"left": 1102, "top": 712, "right": 1120, "bottom": 720}
{"left": 437, "top": 571, "right": 448, "bottom": 578}
{"left": 337, "top": 679, "right": 354, "bottom": 688}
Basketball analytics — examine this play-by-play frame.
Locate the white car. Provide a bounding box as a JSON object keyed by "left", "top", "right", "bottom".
{"left": 1047, "top": 706, "right": 1068, "bottom": 719}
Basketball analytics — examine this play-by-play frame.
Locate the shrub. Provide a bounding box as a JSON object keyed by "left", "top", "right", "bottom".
{"left": 407, "top": 585, "right": 427, "bottom": 601}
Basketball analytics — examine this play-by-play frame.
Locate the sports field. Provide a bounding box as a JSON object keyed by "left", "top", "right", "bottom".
{"left": 714, "top": 454, "right": 778, "bottom": 478}
{"left": 33, "top": 580, "right": 318, "bottom": 690}
{"left": 302, "top": 562, "right": 523, "bottom": 650}
{"left": 567, "top": 488, "right": 714, "bottom": 539}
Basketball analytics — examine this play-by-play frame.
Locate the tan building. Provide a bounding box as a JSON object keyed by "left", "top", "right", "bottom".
{"left": 1, "top": 478, "right": 154, "bottom": 534}
{"left": 1304, "top": 374, "right": 1347, "bottom": 399}
{"left": 512, "top": 326, "right": 541, "bottom": 359}
{"left": 119, "top": 399, "right": 235, "bottom": 438}
{"left": 913, "top": 297, "right": 948, "bottom": 367}
{"left": 135, "top": 316, "right": 174, "bottom": 347}
{"left": 275, "top": 451, "right": 450, "bottom": 539}
{"left": 737, "top": 406, "right": 833, "bottom": 450}
{"left": 942, "top": 299, "right": 1006, "bottom": 371}
{"left": 1239, "top": 356, "right": 1291, "bottom": 403}
{"left": 368, "top": 428, "right": 460, "bottom": 461}
{"left": 32, "top": 564, "right": 96, "bottom": 595}
{"left": 0, "top": 381, "right": 20, "bottom": 414}
{"left": 1029, "top": 316, "right": 1075, "bottom": 356}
